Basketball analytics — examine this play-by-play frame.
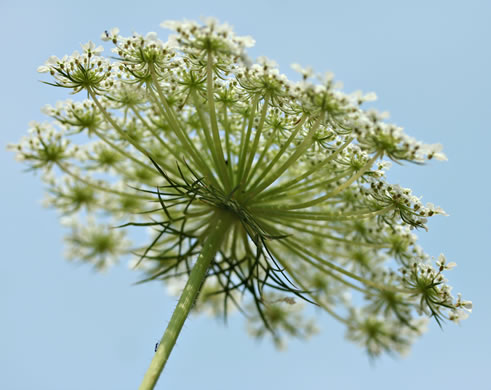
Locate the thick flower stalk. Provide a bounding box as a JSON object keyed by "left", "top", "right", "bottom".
{"left": 10, "top": 18, "right": 471, "bottom": 389}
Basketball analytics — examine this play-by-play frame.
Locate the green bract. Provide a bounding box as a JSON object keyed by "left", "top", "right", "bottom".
{"left": 10, "top": 17, "right": 470, "bottom": 380}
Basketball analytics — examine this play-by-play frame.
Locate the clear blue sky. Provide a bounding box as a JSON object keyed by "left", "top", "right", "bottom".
{"left": 2, "top": 1, "right": 489, "bottom": 389}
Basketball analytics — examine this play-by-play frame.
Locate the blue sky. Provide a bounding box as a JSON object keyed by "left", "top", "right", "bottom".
{"left": 1, "top": 1, "right": 490, "bottom": 389}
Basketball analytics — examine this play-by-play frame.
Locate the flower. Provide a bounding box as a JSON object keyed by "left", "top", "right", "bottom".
{"left": 37, "top": 47, "right": 113, "bottom": 93}
{"left": 10, "top": 18, "right": 469, "bottom": 360}
{"left": 81, "top": 41, "right": 104, "bottom": 57}
{"left": 346, "top": 308, "right": 427, "bottom": 357}
{"left": 291, "top": 63, "right": 315, "bottom": 81}
{"left": 246, "top": 292, "right": 318, "bottom": 350}
{"left": 37, "top": 55, "right": 61, "bottom": 73}
{"left": 436, "top": 253, "right": 457, "bottom": 271}
{"left": 62, "top": 216, "right": 131, "bottom": 271}
{"left": 101, "top": 27, "right": 120, "bottom": 42}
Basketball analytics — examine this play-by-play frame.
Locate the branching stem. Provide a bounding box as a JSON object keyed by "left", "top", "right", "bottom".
{"left": 138, "top": 210, "right": 232, "bottom": 390}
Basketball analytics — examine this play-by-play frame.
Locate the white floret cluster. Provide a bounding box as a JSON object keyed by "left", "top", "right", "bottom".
{"left": 9, "top": 18, "right": 470, "bottom": 356}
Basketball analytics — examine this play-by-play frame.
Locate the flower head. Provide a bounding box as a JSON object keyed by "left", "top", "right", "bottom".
{"left": 10, "top": 18, "right": 470, "bottom": 357}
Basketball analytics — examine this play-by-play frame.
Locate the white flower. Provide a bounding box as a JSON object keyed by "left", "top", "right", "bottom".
{"left": 64, "top": 217, "right": 131, "bottom": 271}
{"left": 37, "top": 55, "right": 59, "bottom": 73}
{"left": 257, "top": 56, "right": 277, "bottom": 69}
{"left": 81, "top": 41, "right": 104, "bottom": 56}
{"left": 428, "top": 143, "right": 447, "bottom": 161}
{"left": 291, "top": 63, "right": 314, "bottom": 80}
{"left": 202, "top": 16, "right": 220, "bottom": 28}
{"left": 436, "top": 253, "right": 457, "bottom": 270}
{"left": 145, "top": 32, "right": 158, "bottom": 41}
{"left": 449, "top": 309, "right": 469, "bottom": 324}
{"left": 455, "top": 293, "right": 473, "bottom": 312}
{"left": 320, "top": 71, "right": 335, "bottom": 84}
{"left": 235, "top": 35, "right": 255, "bottom": 48}
{"left": 101, "top": 27, "right": 119, "bottom": 41}
{"left": 426, "top": 202, "right": 448, "bottom": 216}
{"left": 363, "top": 92, "right": 377, "bottom": 102}
{"left": 349, "top": 90, "right": 377, "bottom": 105}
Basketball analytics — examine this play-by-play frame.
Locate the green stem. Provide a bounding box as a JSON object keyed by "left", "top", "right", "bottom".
{"left": 282, "top": 238, "right": 409, "bottom": 294}
{"left": 147, "top": 66, "right": 220, "bottom": 189}
{"left": 138, "top": 211, "right": 232, "bottom": 390}
{"left": 284, "top": 152, "right": 381, "bottom": 210}
{"left": 268, "top": 245, "right": 350, "bottom": 325}
{"left": 260, "top": 215, "right": 389, "bottom": 248}
{"left": 88, "top": 89, "right": 153, "bottom": 159}
{"left": 256, "top": 136, "right": 353, "bottom": 201}
{"left": 255, "top": 170, "right": 352, "bottom": 204}
{"left": 190, "top": 90, "right": 227, "bottom": 185}
{"left": 246, "top": 115, "right": 318, "bottom": 197}
{"left": 56, "top": 161, "right": 153, "bottom": 201}
{"left": 90, "top": 126, "right": 157, "bottom": 174}
{"left": 236, "top": 95, "right": 260, "bottom": 185}
{"left": 130, "top": 106, "right": 181, "bottom": 175}
{"left": 206, "top": 52, "right": 231, "bottom": 190}
{"left": 277, "top": 240, "right": 372, "bottom": 295}
{"left": 221, "top": 105, "right": 234, "bottom": 178}
{"left": 242, "top": 95, "right": 270, "bottom": 184}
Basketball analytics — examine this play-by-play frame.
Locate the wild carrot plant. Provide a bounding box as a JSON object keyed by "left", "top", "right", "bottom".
{"left": 9, "top": 18, "right": 471, "bottom": 390}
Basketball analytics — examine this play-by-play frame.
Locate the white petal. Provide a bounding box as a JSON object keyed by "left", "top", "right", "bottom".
{"left": 37, "top": 65, "right": 50, "bottom": 73}
{"left": 146, "top": 32, "right": 158, "bottom": 41}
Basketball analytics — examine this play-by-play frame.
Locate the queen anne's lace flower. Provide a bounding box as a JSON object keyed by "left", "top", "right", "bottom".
{"left": 10, "top": 18, "right": 469, "bottom": 361}
{"left": 62, "top": 217, "right": 131, "bottom": 271}
{"left": 37, "top": 44, "right": 114, "bottom": 93}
